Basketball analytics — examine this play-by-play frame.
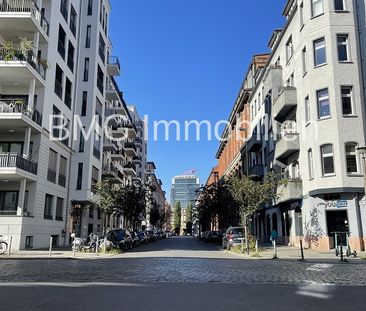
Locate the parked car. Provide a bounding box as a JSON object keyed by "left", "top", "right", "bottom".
{"left": 105, "top": 229, "right": 133, "bottom": 251}
{"left": 138, "top": 231, "right": 148, "bottom": 244}
{"left": 147, "top": 230, "right": 157, "bottom": 241}
{"left": 130, "top": 231, "right": 140, "bottom": 248}
{"left": 205, "top": 231, "right": 221, "bottom": 243}
{"left": 222, "top": 227, "right": 243, "bottom": 250}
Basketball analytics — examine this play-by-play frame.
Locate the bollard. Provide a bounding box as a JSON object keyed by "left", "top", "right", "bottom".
{"left": 8, "top": 236, "right": 12, "bottom": 257}
{"left": 340, "top": 245, "right": 344, "bottom": 262}
{"left": 300, "top": 240, "right": 305, "bottom": 261}
{"left": 255, "top": 238, "right": 259, "bottom": 254}
{"left": 273, "top": 239, "right": 278, "bottom": 259}
{"left": 49, "top": 236, "right": 53, "bottom": 257}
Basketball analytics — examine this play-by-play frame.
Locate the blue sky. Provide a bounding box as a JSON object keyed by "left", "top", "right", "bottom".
{"left": 110, "top": 0, "right": 286, "bottom": 198}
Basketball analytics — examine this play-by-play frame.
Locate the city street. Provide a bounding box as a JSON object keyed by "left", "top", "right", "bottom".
{"left": 0, "top": 237, "right": 365, "bottom": 310}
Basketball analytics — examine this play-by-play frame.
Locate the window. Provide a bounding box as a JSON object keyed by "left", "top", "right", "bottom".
{"left": 345, "top": 143, "right": 358, "bottom": 173}
{"left": 62, "top": 118, "right": 70, "bottom": 146}
{"left": 44, "top": 194, "right": 54, "bottom": 220}
{"left": 56, "top": 197, "right": 64, "bottom": 221}
{"left": 57, "top": 25, "right": 66, "bottom": 59}
{"left": 314, "top": 38, "right": 326, "bottom": 66}
{"left": 312, "top": 0, "right": 324, "bottom": 17}
{"left": 0, "top": 191, "right": 18, "bottom": 212}
{"left": 52, "top": 106, "right": 61, "bottom": 139}
{"left": 81, "top": 91, "right": 87, "bottom": 116}
{"left": 85, "top": 25, "right": 91, "bottom": 48}
{"left": 91, "top": 166, "right": 99, "bottom": 186}
{"left": 47, "top": 149, "right": 57, "bottom": 183}
{"left": 76, "top": 163, "right": 83, "bottom": 190}
{"left": 83, "top": 58, "right": 89, "bottom": 81}
{"left": 96, "top": 98, "right": 103, "bottom": 126}
{"left": 70, "top": 5, "right": 77, "bottom": 37}
{"left": 55, "top": 65, "right": 63, "bottom": 99}
{"left": 317, "top": 88, "right": 330, "bottom": 119}
{"left": 93, "top": 132, "right": 101, "bottom": 160}
{"left": 60, "top": 0, "right": 68, "bottom": 21}
{"left": 67, "top": 41, "right": 75, "bottom": 72}
{"left": 58, "top": 156, "right": 67, "bottom": 187}
{"left": 87, "top": 0, "right": 93, "bottom": 15}
{"left": 334, "top": 0, "right": 346, "bottom": 11}
{"left": 65, "top": 78, "right": 72, "bottom": 108}
{"left": 97, "top": 65, "right": 104, "bottom": 93}
{"left": 308, "top": 149, "right": 314, "bottom": 179}
{"left": 286, "top": 36, "right": 293, "bottom": 62}
{"left": 305, "top": 96, "right": 310, "bottom": 123}
{"left": 25, "top": 236, "right": 33, "bottom": 249}
{"left": 302, "top": 47, "right": 307, "bottom": 75}
{"left": 89, "top": 207, "right": 94, "bottom": 219}
{"left": 341, "top": 86, "right": 353, "bottom": 115}
{"left": 321, "top": 144, "right": 335, "bottom": 175}
{"left": 300, "top": 2, "right": 304, "bottom": 29}
{"left": 79, "top": 128, "right": 85, "bottom": 152}
{"left": 337, "top": 34, "right": 350, "bottom": 62}
{"left": 99, "top": 33, "right": 106, "bottom": 63}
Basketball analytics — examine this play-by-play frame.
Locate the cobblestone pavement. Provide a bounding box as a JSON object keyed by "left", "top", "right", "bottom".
{"left": 0, "top": 237, "right": 365, "bottom": 286}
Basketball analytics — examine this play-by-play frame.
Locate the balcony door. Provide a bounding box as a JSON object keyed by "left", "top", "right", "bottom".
{"left": 0, "top": 142, "right": 23, "bottom": 154}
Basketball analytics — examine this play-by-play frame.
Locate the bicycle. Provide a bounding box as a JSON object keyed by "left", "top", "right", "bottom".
{"left": 0, "top": 235, "right": 8, "bottom": 255}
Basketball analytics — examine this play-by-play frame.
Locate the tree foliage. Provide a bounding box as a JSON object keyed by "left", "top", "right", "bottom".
{"left": 173, "top": 202, "right": 182, "bottom": 232}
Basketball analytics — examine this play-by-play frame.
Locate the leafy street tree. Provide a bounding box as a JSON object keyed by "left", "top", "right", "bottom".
{"left": 227, "top": 172, "right": 285, "bottom": 254}
{"left": 150, "top": 200, "right": 160, "bottom": 227}
{"left": 173, "top": 202, "right": 182, "bottom": 234}
{"left": 186, "top": 203, "right": 193, "bottom": 234}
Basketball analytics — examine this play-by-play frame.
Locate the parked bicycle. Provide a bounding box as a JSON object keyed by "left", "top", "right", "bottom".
{"left": 0, "top": 235, "right": 8, "bottom": 255}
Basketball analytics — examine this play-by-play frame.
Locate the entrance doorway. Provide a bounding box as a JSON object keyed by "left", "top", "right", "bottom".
{"left": 326, "top": 210, "right": 348, "bottom": 249}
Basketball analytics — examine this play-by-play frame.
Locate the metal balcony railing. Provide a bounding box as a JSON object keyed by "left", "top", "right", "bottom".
{"left": 0, "top": 210, "right": 17, "bottom": 216}
{"left": 0, "top": 153, "right": 38, "bottom": 175}
{"left": 0, "top": 0, "right": 50, "bottom": 35}
{"left": 108, "top": 56, "right": 120, "bottom": 71}
{"left": 0, "top": 98, "right": 42, "bottom": 126}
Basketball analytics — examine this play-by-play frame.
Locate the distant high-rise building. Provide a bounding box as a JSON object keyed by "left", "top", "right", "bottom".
{"left": 170, "top": 175, "right": 200, "bottom": 209}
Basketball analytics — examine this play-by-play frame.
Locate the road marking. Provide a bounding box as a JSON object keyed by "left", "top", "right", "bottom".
{"left": 0, "top": 282, "right": 147, "bottom": 288}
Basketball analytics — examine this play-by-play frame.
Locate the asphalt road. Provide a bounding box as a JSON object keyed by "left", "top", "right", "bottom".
{"left": 0, "top": 237, "right": 365, "bottom": 311}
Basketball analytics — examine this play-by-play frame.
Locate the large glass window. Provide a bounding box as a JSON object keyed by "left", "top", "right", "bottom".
{"left": 76, "top": 163, "right": 83, "bottom": 190}
{"left": 341, "top": 86, "right": 353, "bottom": 115}
{"left": 337, "top": 34, "right": 350, "bottom": 62}
{"left": 58, "top": 156, "right": 67, "bottom": 187}
{"left": 345, "top": 143, "right": 358, "bottom": 173}
{"left": 312, "top": 0, "right": 324, "bottom": 17}
{"left": 83, "top": 58, "right": 90, "bottom": 81}
{"left": 85, "top": 25, "right": 91, "bottom": 48}
{"left": 67, "top": 41, "right": 75, "bottom": 72}
{"left": 0, "top": 192, "right": 18, "bottom": 212}
{"left": 57, "top": 25, "right": 66, "bottom": 59}
{"left": 321, "top": 144, "right": 335, "bottom": 175}
{"left": 56, "top": 197, "right": 64, "bottom": 221}
{"left": 305, "top": 96, "right": 310, "bottom": 123}
{"left": 70, "top": 5, "right": 77, "bottom": 37}
{"left": 47, "top": 149, "right": 57, "bottom": 183}
{"left": 314, "top": 38, "right": 326, "bottom": 66}
{"left": 317, "top": 88, "right": 330, "bottom": 119}
{"left": 55, "top": 65, "right": 63, "bottom": 99}
{"left": 81, "top": 91, "right": 87, "bottom": 116}
{"left": 286, "top": 36, "right": 293, "bottom": 62}
{"left": 87, "top": 0, "right": 93, "bottom": 15}
{"left": 302, "top": 47, "right": 307, "bottom": 75}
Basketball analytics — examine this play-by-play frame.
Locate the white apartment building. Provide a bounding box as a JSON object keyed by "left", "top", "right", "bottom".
{"left": 0, "top": 0, "right": 147, "bottom": 249}
{"left": 0, "top": 0, "right": 79, "bottom": 249}
{"left": 247, "top": 0, "right": 366, "bottom": 251}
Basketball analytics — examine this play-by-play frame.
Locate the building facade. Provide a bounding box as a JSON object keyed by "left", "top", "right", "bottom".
{"left": 208, "top": 0, "right": 366, "bottom": 252}
{"left": 170, "top": 175, "right": 200, "bottom": 209}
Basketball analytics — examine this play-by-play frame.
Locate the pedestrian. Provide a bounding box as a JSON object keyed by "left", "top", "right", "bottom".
{"left": 270, "top": 229, "right": 278, "bottom": 245}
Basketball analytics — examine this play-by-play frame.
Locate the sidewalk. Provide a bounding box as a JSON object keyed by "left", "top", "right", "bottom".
{"left": 230, "top": 245, "right": 366, "bottom": 261}
{"left": 0, "top": 248, "right": 121, "bottom": 260}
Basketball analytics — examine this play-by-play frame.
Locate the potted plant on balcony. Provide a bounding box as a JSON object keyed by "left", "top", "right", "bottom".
{"left": 18, "top": 37, "right": 33, "bottom": 60}
{"left": 0, "top": 41, "right": 16, "bottom": 61}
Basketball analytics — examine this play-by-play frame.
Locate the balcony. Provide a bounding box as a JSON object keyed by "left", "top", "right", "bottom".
{"left": 248, "top": 165, "right": 264, "bottom": 177}
{"left": 124, "top": 141, "right": 137, "bottom": 157}
{"left": 0, "top": 0, "right": 50, "bottom": 41}
{"left": 273, "top": 87, "right": 297, "bottom": 123}
{"left": 123, "top": 162, "right": 136, "bottom": 175}
{"left": 277, "top": 179, "right": 303, "bottom": 204}
{"left": 102, "top": 163, "right": 119, "bottom": 180}
{"left": 0, "top": 153, "right": 37, "bottom": 180}
{"left": 246, "top": 134, "right": 262, "bottom": 152}
{"left": 106, "top": 78, "right": 120, "bottom": 101}
{"left": 0, "top": 50, "right": 47, "bottom": 85}
{"left": 107, "top": 56, "right": 121, "bottom": 76}
{"left": 110, "top": 149, "right": 125, "bottom": 160}
{"left": 0, "top": 98, "right": 42, "bottom": 131}
{"left": 275, "top": 133, "right": 300, "bottom": 164}
{"left": 103, "top": 139, "right": 118, "bottom": 152}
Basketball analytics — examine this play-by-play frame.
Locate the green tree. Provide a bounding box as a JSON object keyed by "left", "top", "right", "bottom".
{"left": 150, "top": 200, "right": 160, "bottom": 227}
{"left": 173, "top": 202, "right": 182, "bottom": 234}
{"left": 227, "top": 172, "right": 285, "bottom": 254}
{"left": 186, "top": 203, "right": 193, "bottom": 234}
